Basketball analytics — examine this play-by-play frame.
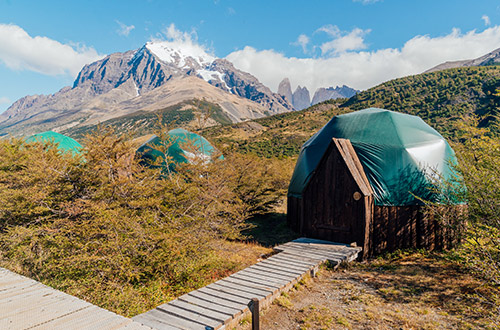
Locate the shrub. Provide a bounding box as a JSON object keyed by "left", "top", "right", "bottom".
{"left": 0, "top": 127, "right": 287, "bottom": 316}
{"left": 422, "top": 118, "right": 500, "bottom": 320}
{"left": 452, "top": 120, "right": 500, "bottom": 286}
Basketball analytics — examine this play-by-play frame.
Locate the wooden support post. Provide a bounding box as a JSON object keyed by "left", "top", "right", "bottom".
{"left": 310, "top": 265, "right": 319, "bottom": 277}
{"left": 248, "top": 298, "right": 260, "bottom": 330}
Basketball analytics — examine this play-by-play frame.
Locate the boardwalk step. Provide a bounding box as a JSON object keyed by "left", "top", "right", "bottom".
{"left": 177, "top": 294, "right": 240, "bottom": 316}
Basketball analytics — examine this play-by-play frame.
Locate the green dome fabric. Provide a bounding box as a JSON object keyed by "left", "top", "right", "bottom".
{"left": 288, "top": 108, "right": 460, "bottom": 206}
{"left": 137, "top": 128, "right": 221, "bottom": 170}
{"left": 26, "top": 131, "right": 82, "bottom": 155}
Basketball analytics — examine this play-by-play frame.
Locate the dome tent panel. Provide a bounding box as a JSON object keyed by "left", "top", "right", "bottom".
{"left": 25, "top": 131, "right": 82, "bottom": 155}
{"left": 288, "top": 108, "right": 460, "bottom": 206}
{"left": 136, "top": 128, "right": 221, "bottom": 170}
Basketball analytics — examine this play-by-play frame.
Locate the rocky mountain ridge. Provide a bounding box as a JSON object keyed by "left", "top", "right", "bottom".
{"left": 292, "top": 86, "right": 311, "bottom": 111}
{"left": 0, "top": 41, "right": 292, "bottom": 137}
{"left": 426, "top": 47, "right": 500, "bottom": 73}
{"left": 277, "top": 78, "right": 358, "bottom": 110}
{"left": 278, "top": 78, "right": 293, "bottom": 104}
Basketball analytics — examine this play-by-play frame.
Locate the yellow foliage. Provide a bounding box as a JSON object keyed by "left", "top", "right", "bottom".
{"left": 0, "top": 127, "right": 287, "bottom": 316}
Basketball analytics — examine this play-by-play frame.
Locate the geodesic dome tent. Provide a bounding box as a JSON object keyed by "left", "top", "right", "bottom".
{"left": 26, "top": 131, "right": 82, "bottom": 155}
{"left": 287, "top": 108, "right": 463, "bottom": 258}
{"left": 289, "top": 108, "right": 460, "bottom": 205}
{"left": 136, "top": 128, "right": 221, "bottom": 170}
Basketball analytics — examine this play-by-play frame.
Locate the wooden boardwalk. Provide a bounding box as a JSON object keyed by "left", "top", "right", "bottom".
{"left": 0, "top": 267, "right": 152, "bottom": 330}
{"left": 0, "top": 238, "right": 360, "bottom": 329}
{"left": 133, "top": 238, "right": 361, "bottom": 330}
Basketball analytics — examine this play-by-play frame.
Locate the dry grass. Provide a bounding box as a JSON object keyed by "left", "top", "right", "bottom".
{"left": 209, "top": 239, "right": 273, "bottom": 275}
{"left": 354, "top": 252, "right": 499, "bottom": 325}
{"left": 274, "top": 293, "right": 294, "bottom": 309}
{"left": 235, "top": 251, "right": 500, "bottom": 330}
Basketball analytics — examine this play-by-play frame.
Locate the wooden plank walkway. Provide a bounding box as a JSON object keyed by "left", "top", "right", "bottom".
{"left": 133, "top": 238, "right": 361, "bottom": 330}
{"left": 0, "top": 267, "right": 152, "bottom": 330}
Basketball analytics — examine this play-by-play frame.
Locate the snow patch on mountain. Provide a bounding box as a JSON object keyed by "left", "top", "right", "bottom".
{"left": 146, "top": 41, "right": 215, "bottom": 69}
{"left": 197, "top": 69, "right": 229, "bottom": 90}
{"left": 133, "top": 80, "right": 139, "bottom": 97}
{"left": 146, "top": 41, "right": 233, "bottom": 91}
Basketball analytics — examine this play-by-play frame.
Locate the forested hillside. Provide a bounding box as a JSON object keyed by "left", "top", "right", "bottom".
{"left": 343, "top": 66, "right": 500, "bottom": 137}
{"left": 203, "top": 66, "right": 500, "bottom": 160}
{"left": 65, "top": 99, "right": 233, "bottom": 141}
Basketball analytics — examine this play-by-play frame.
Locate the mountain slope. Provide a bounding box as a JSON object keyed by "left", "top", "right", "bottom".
{"left": 2, "top": 75, "right": 271, "bottom": 137}
{"left": 64, "top": 98, "right": 230, "bottom": 141}
{"left": 0, "top": 41, "right": 292, "bottom": 137}
{"left": 426, "top": 47, "right": 500, "bottom": 73}
{"left": 202, "top": 99, "right": 349, "bottom": 158}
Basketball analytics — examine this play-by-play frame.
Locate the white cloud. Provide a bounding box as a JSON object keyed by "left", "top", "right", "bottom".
{"left": 0, "top": 96, "right": 11, "bottom": 105}
{"left": 316, "top": 24, "right": 341, "bottom": 37}
{"left": 0, "top": 24, "right": 104, "bottom": 77}
{"left": 164, "top": 23, "right": 189, "bottom": 41}
{"left": 482, "top": 15, "right": 491, "bottom": 26}
{"left": 149, "top": 23, "right": 215, "bottom": 58}
{"left": 116, "top": 20, "right": 135, "bottom": 37}
{"left": 316, "top": 25, "right": 370, "bottom": 55}
{"left": 163, "top": 23, "right": 203, "bottom": 44}
{"left": 292, "top": 34, "right": 310, "bottom": 53}
{"left": 226, "top": 26, "right": 500, "bottom": 93}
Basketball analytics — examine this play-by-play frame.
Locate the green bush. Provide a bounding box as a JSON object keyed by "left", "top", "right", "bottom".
{"left": 452, "top": 120, "right": 500, "bottom": 286}
{"left": 421, "top": 118, "right": 500, "bottom": 320}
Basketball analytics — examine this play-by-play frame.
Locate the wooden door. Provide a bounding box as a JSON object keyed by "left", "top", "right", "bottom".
{"left": 301, "top": 139, "right": 373, "bottom": 257}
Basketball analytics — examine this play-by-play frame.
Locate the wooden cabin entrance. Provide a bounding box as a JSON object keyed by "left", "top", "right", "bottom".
{"left": 288, "top": 138, "right": 374, "bottom": 258}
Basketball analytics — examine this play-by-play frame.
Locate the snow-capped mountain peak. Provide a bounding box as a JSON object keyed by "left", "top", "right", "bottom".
{"left": 146, "top": 41, "right": 215, "bottom": 69}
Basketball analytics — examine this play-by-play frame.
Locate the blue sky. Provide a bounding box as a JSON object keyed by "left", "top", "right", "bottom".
{"left": 1, "top": 0, "right": 500, "bottom": 112}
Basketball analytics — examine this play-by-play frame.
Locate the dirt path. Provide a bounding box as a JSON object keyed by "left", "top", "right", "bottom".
{"left": 235, "top": 252, "right": 498, "bottom": 330}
